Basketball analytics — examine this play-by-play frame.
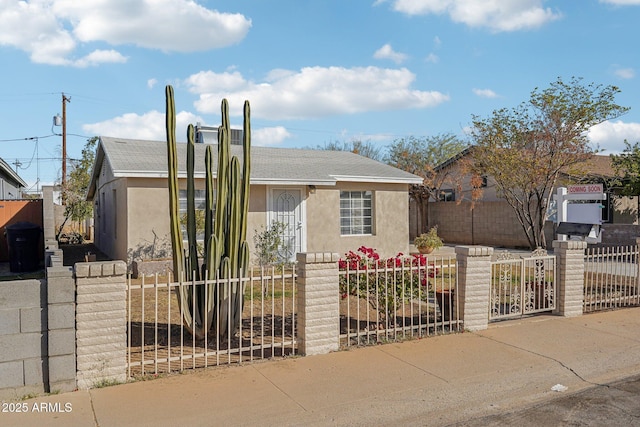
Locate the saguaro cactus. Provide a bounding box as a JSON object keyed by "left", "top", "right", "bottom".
{"left": 165, "top": 85, "right": 251, "bottom": 339}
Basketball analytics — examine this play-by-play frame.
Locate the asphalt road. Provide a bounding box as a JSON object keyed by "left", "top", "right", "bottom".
{"left": 455, "top": 374, "right": 640, "bottom": 426}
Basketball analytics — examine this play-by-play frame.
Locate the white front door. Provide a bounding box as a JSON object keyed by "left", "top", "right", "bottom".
{"left": 269, "top": 188, "right": 305, "bottom": 261}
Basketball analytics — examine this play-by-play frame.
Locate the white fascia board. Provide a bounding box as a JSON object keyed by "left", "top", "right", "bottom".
{"left": 113, "top": 171, "right": 337, "bottom": 186}
{"left": 329, "top": 174, "right": 423, "bottom": 184}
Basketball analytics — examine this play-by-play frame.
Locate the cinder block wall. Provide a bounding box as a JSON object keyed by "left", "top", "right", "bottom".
{"left": 0, "top": 279, "right": 48, "bottom": 400}
{"left": 75, "top": 261, "right": 128, "bottom": 389}
{"left": 429, "top": 201, "right": 555, "bottom": 248}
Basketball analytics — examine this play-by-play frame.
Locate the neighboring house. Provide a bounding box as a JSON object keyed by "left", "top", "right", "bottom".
{"left": 421, "top": 150, "right": 639, "bottom": 247}
{"left": 0, "top": 157, "right": 27, "bottom": 199}
{"left": 87, "top": 137, "right": 422, "bottom": 265}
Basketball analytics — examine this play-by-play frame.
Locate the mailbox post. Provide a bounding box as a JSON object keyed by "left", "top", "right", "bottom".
{"left": 554, "top": 184, "right": 606, "bottom": 243}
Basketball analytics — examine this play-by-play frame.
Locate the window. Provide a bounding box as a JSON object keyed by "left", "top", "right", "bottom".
{"left": 439, "top": 189, "right": 455, "bottom": 202}
{"left": 179, "top": 189, "right": 209, "bottom": 242}
{"left": 340, "top": 191, "right": 373, "bottom": 235}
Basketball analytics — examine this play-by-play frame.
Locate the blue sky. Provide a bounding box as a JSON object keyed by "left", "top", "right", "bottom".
{"left": 1, "top": 0, "right": 639, "bottom": 192}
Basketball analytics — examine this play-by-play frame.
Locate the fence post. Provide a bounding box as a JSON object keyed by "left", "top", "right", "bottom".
{"left": 455, "top": 246, "right": 494, "bottom": 331}
{"left": 46, "top": 266, "right": 77, "bottom": 393}
{"left": 75, "top": 261, "right": 128, "bottom": 389}
{"left": 296, "top": 252, "right": 340, "bottom": 356}
{"left": 552, "top": 240, "right": 587, "bottom": 317}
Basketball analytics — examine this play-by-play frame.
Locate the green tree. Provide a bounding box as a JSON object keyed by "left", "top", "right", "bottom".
{"left": 469, "top": 77, "right": 629, "bottom": 249}
{"left": 317, "top": 139, "right": 385, "bottom": 162}
{"left": 386, "top": 134, "right": 467, "bottom": 232}
{"left": 611, "top": 140, "right": 640, "bottom": 197}
{"left": 58, "top": 137, "right": 97, "bottom": 239}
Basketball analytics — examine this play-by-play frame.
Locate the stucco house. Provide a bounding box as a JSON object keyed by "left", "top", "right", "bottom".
{"left": 419, "top": 148, "right": 639, "bottom": 247}
{"left": 87, "top": 136, "right": 422, "bottom": 265}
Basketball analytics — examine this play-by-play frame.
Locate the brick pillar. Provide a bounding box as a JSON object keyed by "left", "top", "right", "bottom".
{"left": 552, "top": 240, "right": 587, "bottom": 317}
{"left": 455, "top": 246, "right": 494, "bottom": 331}
{"left": 296, "top": 253, "right": 340, "bottom": 356}
{"left": 46, "top": 266, "right": 77, "bottom": 393}
{"left": 75, "top": 261, "right": 127, "bottom": 389}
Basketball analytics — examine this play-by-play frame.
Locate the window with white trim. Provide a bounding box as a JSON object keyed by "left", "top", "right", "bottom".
{"left": 340, "top": 190, "right": 373, "bottom": 235}
{"left": 179, "top": 189, "right": 209, "bottom": 242}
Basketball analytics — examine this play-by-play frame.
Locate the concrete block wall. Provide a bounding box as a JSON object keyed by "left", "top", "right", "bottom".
{"left": 296, "top": 253, "right": 340, "bottom": 356}
{"left": 0, "top": 280, "right": 47, "bottom": 400}
{"left": 46, "top": 266, "right": 77, "bottom": 393}
{"left": 455, "top": 246, "right": 494, "bottom": 331}
{"left": 75, "top": 261, "right": 128, "bottom": 389}
{"left": 429, "top": 201, "right": 555, "bottom": 248}
{"left": 553, "top": 240, "right": 587, "bottom": 317}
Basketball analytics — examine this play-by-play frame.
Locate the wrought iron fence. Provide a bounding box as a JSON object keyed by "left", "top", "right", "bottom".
{"left": 339, "top": 254, "right": 460, "bottom": 347}
{"left": 490, "top": 249, "right": 556, "bottom": 321}
{"left": 584, "top": 245, "right": 640, "bottom": 312}
{"left": 127, "top": 267, "right": 297, "bottom": 378}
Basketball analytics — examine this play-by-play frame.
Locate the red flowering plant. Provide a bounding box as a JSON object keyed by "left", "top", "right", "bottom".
{"left": 339, "top": 246, "right": 439, "bottom": 320}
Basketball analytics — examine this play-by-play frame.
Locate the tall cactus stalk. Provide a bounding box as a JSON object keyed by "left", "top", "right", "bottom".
{"left": 165, "top": 85, "right": 251, "bottom": 339}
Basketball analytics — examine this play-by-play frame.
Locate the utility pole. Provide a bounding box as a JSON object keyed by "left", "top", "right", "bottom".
{"left": 61, "top": 93, "right": 71, "bottom": 188}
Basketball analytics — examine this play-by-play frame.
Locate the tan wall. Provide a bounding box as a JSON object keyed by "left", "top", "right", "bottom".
{"left": 428, "top": 201, "right": 554, "bottom": 248}
{"left": 306, "top": 182, "right": 411, "bottom": 258}
{"left": 95, "top": 177, "right": 412, "bottom": 265}
{"left": 94, "top": 176, "right": 129, "bottom": 262}
{"left": 612, "top": 196, "right": 638, "bottom": 224}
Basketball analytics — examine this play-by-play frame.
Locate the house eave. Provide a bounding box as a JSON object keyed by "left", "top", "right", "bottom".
{"left": 330, "top": 175, "right": 423, "bottom": 185}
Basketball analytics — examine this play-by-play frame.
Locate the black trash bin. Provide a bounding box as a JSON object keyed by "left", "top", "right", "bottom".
{"left": 6, "top": 222, "right": 42, "bottom": 273}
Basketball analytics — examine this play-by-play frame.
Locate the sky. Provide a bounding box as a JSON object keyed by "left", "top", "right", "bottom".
{"left": 1, "top": 0, "right": 640, "bottom": 193}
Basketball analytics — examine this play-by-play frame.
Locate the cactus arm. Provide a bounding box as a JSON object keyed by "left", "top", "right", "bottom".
{"left": 204, "top": 145, "right": 214, "bottom": 272}
{"left": 186, "top": 124, "right": 199, "bottom": 281}
{"left": 240, "top": 100, "right": 251, "bottom": 243}
{"left": 228, "top": 156, "right": 241, "bottom": 276}
{"left": 165, "top": 85, "right": 184, "bottom": 282}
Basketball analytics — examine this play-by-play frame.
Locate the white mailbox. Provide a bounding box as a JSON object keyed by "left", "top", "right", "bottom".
{"left": 554, "top": 185, "right": 605, "bottom": 243}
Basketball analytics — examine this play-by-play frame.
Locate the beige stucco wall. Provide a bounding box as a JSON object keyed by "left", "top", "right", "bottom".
{"left": 306, "top": 182, "right": 411, "bottom": 258}
{"left": 94, "top": 177, "right": 412, "bottom": 265}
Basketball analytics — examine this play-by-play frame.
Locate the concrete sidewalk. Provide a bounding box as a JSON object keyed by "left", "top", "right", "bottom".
{"left": 4, "top": 308, "right": 640, "bottom": 427}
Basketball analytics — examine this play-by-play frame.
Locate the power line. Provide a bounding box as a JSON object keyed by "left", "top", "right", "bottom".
{"left": 0, "top": 134, "right": 56, "bottom": 142}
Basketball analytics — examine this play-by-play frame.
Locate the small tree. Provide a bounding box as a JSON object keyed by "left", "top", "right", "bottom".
{"left": 317, "top": 139, "right": 385, "bottom": 162}
{"left": 57, "top": 137, "right": 97, "bottom": 240}
{"left": 468, "top": 77, "right": 629, "bottom": 249}
{"left": 611, "top": 140, "right": 640, "bottom": 196}
{"left": 253, "top": 221, "right": 287, "bottom": 267}
{"left": 386, "top": 134, "right": 467, "bottom": 232}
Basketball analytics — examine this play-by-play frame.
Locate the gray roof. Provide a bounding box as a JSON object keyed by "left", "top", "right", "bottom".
{"left": 89, "top": 136, "right": 422, "bottom": 198}
{"left": 0, "top": 157, "right": 27, "bottom": 188}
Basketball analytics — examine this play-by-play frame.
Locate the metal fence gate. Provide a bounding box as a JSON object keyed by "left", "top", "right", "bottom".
{"left": 490, "top": 248, "right": 556, "bottom": 321}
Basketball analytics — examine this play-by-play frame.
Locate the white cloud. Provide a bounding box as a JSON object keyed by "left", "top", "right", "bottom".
{"left": 588, "top": 120, "right": 640, "bottom": 153}
{"left": 433, "top": 36, "right": 442, "bottom": 48}
{"left": 186, "top": 66, "right": 449, "bottom": 120}
{"left": 73, "top": 49, "right": 128, "bottom": 67}
{"left": 472, "top": 88, "right": 498, "bottom": 98}
{"left": 391, "top": 0, "right": 562, "bottom": 32}
{"left": 614, "top": 67, "right": 635, "bottom": 79}
{"left": 147, "top": 78, "right": 158, "bottom": 89}
{"left": 83, "top": 110, "right": 204, "bottom": 141}
{"left": 0, "top": 0, "right": 251, "bottom": 66}
{"left": 373, "top": 44, "right": 408, "bottom": 64}
{"left": 425, "top": 53, "right": 439, "bottom": 63}
{"left": 253, "top": 126, "right": 291, "bottom": 146}
{"left": 600, "top": 0, "right": 640, "bottom": 5}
